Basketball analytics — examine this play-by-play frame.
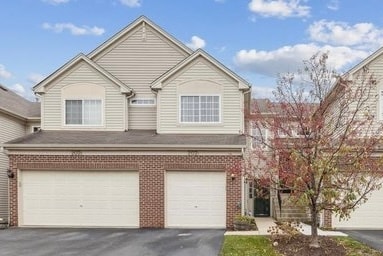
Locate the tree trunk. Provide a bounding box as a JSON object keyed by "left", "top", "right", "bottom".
{"left": 309, "top": 205, "right": 320, "bottom": 248}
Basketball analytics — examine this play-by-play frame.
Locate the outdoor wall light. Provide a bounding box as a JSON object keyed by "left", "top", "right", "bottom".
{"left": 231, "top": 173, "right": 236, "bottom": 180}
{"left": 7, "top": 169, "right": 14, "bottom": 179}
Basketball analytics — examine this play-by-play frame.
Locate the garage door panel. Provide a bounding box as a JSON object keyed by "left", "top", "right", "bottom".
{"left": 332, "top": 185, "right": 383, "bottom": 229}
{"left": 166, "top": 171, "right": 226, "bottom": 228}
{"left": 20, "top": 171, "right": 139, "bottom": 227}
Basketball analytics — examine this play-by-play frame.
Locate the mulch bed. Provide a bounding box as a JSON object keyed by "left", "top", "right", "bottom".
{"left": 271, "top": 234, "right": 346, "bottom": 256}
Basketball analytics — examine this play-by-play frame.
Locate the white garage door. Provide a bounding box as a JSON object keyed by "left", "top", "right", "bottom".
{"left": 166, "top": 171, "right": 226, "bottom": 228}
{"left": 19, "top": 170, "right": 139, "bottom": 227}
{"left": 332, "top": 186, "right": 383, "bottom": 229}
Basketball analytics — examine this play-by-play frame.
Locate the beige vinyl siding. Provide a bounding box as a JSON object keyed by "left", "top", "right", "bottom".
{"left": 128, "top": 107, "right": 156, "bottom": 130}
{"left": 325, "top": 55, "right": 383, "bottom": 139}
{"left": 0, "top": 113, "right": 26, "bottom": 220}
{"left": 93, "top": 25, "right": 188, "bottom": 130}
{"left": 158, "top": 58, "right": 243, "bottom": 134}
{"left": 366, "top": 56, "right": 383, "bottom": 131}
{"left": 43, "top": 63, "right": 125, "bottom": 131}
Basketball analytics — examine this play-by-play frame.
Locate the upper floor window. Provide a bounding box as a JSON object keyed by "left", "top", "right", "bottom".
{"left": 252, "top": 127, "right": 268, "bottom": 148}
{"left": 180, "top": 95, "right": 220, "bottom": 123}
{"left": 65, "top": 99, "right": 102, "bottom": 125}
{"left": 130, "top": 98, "right": 156, "bottom": 106}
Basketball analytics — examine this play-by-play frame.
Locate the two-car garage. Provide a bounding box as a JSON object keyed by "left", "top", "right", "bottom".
{"left": 18, "top": 170, "right": 227, "bottom": 228}
{"left": 19, "top": 171, "right": 140, "bottom": 227}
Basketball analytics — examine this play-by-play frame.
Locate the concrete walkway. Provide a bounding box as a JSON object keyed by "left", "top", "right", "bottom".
{"left": 300, "top": 222, "right": 347, "bottom": 237}
{"left": 225, "top": 217, "right": 347, "bottom": 237}
{"left": 225, "top": 217, "right": 277, "bottom": 236}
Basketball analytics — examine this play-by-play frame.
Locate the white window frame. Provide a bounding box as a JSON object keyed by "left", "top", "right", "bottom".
{"left": 129, "top": 98, "right": 156, "bottom": 107}
{"left": 31, "top": 126, "right": 41, "bottom": 133}
{"left": 178, "top": 94, "right": 221, "bottom": 124}
{"left": 63, "top": 99, "right": 104, "bottom": 126}
{"left": 252, "top": 126, "right": 269, "bottom": 149}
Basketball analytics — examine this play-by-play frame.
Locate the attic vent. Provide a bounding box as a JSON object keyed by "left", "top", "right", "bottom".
{"left": 0, "top": 84, "right": 8, "bottom": 91}
{"left": 142, "top": 22, "right": 146, "bottom": 41}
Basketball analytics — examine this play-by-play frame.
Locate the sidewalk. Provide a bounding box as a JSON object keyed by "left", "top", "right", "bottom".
{"left": 224, "top": 217, "right": 347, "bottom": 236}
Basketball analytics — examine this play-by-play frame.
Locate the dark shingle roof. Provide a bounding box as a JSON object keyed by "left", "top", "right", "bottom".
{"left": 5, "top": 130, "right": 246, "bottom": 148}
{"left": 0, "top": 84, "right": 41, "bottom": 118}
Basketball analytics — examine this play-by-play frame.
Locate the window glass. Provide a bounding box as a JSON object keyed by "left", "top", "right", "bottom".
{"left": 180, "top": 95, "right": 220, "bottom": 123}
{"left": 65, "top": 100, "right": 82, "bottom": 124}
{"left": 130, "top": 98, "right": 155, "bottom": 106}
{"left": 65, "top": 100, "right": 101, "bottom": 125}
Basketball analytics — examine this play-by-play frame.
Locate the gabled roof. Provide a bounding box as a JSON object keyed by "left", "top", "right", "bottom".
{"left": 346, "top": 46, "right": 383, "bottom": 75}
{"left": 88, "top": 15, "right": 193, "bottom": 59}
{"left": 151, "top": 49, "right": 251, "bottom": 91}
{"left": 33, "top": 54, "right": 132, "bottom": 94}
{"left": 324, "top": 47, "right": 383, "bottom": 105}
{"left": 0, "top": 84, "right": 40, "bottom": 120}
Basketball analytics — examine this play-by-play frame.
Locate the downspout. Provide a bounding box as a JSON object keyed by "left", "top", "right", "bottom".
{"left": 124, "top": 91, "right": 135, "bottom": 131}
{"left": 3, "top": 147, "right": 10, "bottom": 227}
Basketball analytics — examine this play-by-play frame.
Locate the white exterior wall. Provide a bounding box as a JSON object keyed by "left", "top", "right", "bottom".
{"left": 42, "top": 63, "right": 126, "bottom": 131}
{"left": 0, "top": 113, "right": 26, "bottom": 220}
{"left": 93, "top": 25, "right": 188, "bottom": 130}
{"left": 158, "top": 58, "right": 243, "bottom": 134}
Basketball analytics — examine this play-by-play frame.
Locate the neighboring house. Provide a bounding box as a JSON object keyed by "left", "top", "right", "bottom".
{"left": 0, "top": 84, "right": 40, "bottom": 224}
{"left": 246, "top": 47, "right": 383, "bottom": 230}
{"left": 4, "top": 16, "right": 250, "bottom": 229}
{"left": 245, "top": 99, "right": 312, "bottom": 222}
{"left": 327, "top": 47, "right": 383, "bottom": 230}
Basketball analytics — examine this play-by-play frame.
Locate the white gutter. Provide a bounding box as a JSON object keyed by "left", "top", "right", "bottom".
{"left": 4, "top": 143, "right": 245, "bottom": 151}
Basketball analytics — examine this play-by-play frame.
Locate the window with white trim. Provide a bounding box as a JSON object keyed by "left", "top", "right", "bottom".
{"left": 180, "top": 95, "right": 220, "bottom": 123}
{"left": 130, "top": 98, "right": 156, "bottom": 106}
{"left": 65, "top": 99, "right": 102, "bottom": 125}
{"left": 252, "top": 127, "right": 268, "bottom": 148}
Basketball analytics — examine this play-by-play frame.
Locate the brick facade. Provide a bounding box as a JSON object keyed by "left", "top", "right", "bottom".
{"left": 8, "top": 154, "right": 242, "bottom": 229}
{"left": 323, "top": 209, "right": 332, "bottom": 229}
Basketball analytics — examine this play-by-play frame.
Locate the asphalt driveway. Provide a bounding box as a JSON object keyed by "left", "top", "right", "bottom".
{"left": 341, "top": 230, "right": 383, "bottom": 252}
{"left": 0, "top": 228, "right": 225, "bottom": 256}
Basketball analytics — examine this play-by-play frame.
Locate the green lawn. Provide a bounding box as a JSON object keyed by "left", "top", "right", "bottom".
{"left": 336, "top": 237, "right": 383, "bottom": 256}
{"left": 220, "top": 235, "right": 383, "bottom": 256}
{"left": 220, "top": 236, "right": 279, "bottom": 256}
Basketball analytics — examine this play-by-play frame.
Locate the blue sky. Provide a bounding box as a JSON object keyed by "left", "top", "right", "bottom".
{"left": 1, "top": 0, "right": 383, "bottom": 100}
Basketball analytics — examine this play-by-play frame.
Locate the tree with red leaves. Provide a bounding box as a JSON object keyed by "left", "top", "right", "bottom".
{"left": 247, "top": 52, "right": 383, "bottom": 248}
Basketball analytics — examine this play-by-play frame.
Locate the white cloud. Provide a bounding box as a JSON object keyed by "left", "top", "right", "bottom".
{"left": 10, "top": 83, "right": 36, "bottom": 100}
{"left": 308, "top": 20, "right": 383, "bottom": 49}
{"left": 186, "top": 36, "right": 206, "bottom": 50}
{"left": 119, "top": 0, "right": 141, "bottom": 7}
{"left": 10, "top": 83, "right": 26, "bottom": 96}
{"left": 251, "top": 85, "right": 275, "bottom": 99}
{"left": 327, "top": 0, "right": 339, "bottom": 10}
{"left": 248, "top": 0, "right": 310, "bottom": 18}
{"left": 0, "top": 64, "right": 12, "bottom": 79}
{"left": 42, "top": 0, "right": 69, "bottom": 4}
{"left": 234, "top": 43, "right": 368, "bottom": 77}
{"left": 28, "top": 73, "right": 45, "bottom": 84}
{"left": 42, "top": 22, "right": 105, "bottom": 36}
